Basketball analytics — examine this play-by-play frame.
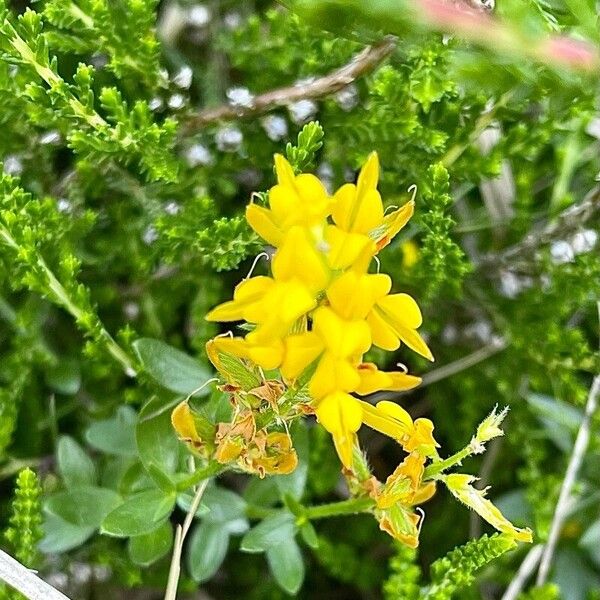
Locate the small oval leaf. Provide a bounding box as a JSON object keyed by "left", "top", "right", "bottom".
{"left": 133, "top": 338, "right": 211, "bottom": 395}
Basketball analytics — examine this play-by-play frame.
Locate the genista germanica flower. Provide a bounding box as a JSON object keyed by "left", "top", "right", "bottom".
{"left": 206, "top": 152, "right": 430, "bottom": 467}
{"left": 172, "top": 153, "right": 532, "bottom": 546}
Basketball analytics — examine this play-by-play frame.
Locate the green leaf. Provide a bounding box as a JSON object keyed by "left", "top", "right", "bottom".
{"left": 85, "top": 406, "right": 137, "bottom": 457}
{"left": 45, "top": 359, "right": 81, "bottom": 395}
{"left": 45, "top": 486, "right": 121, "bottom": 528}
{"left": 188, "top": 521, "right": 230, "bottom": 583}
{"left": 101, "top": 488, "right": 176, "bottom": 537}
{"left": 243, "top": 476, "right": 280, "bottom": 507}
{"left": 266, "top": 538, "right": 305, "bottom": 594}
{"left": 203, "top": 486, "right": 247, "bottom": 523}
{"left": 136, "top": 396, "right": 180, "bottom": 485}
{"left": 527, "top": 393, "right": 583, "bottom": 452}
{"left": 240, "top": 511, "right": 296, "bottom": 553}
{"left": 300, "top": 522, "right": 319, "bottom": 549}
{"left": 133, "top": 338, "right": 211, "bottom": 395}
{"left": 39, "top": 511, "right": 95, "bottom": 554}
{"left": 581, "top": 519, "right": 600, "bottom": 567}
{"left": 128, "top": 521, "right": 174, "bottom": 566}
{"left": 56, "top": 436, "right": 97, "bottom": 488}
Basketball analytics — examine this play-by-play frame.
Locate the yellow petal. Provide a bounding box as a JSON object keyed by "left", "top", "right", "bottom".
{"left": 393, "top": 323, "right": 434, "bottom": 362}
{"left": 274, "top": 153, "right": 296, "bottom": 188}
{"left": 315, "top": 391, "right": 363, "bottom": 468}
{"left": 411, "top": 481, "right": 437, "bottom": 505}
{"left": 205, "top": 276, "right": 274, "bottom": 323}
{"left": 356, "top": 152, "right": 380, "bottom": 200}
{"left": 268, "top": 184, "right": 301, "bottom": 225}
{"left": 374, "top": 295, "right": 434, "bottom": 361}
{"left": 445, "top": 474, "right": 533, "bottom": 543}
{"left": 376, "top": 293, "right": 423, "bottom": 329}
{"left": 330, "top": 155, "right": 384, "bottom": 235}
{"left": 209, "top": 336, "right": 250, "bottom": 360}
{"left": 366, "top": 310, "right": 400, "bottom": 351}
{"left": 280, "top": 332, "right": 324, "bottom": 380}
{"left": 325, "top": 225, "right": 374, "bottom": 270}
{"left": 295, "top": 174, "right": 330, "bottom": 214}
{"left": 327, "top": 271, "right": 392, "bottom": 321}
{"left": 374, "top": 200, "right": 415, "bottom": 250}
{"left": 404, "top": 418, "right": 439, "bottom": 455}
{"left": 171, "top": 402, "right": 199, "bottom": 442}
{"left": 272, "top": 227, "right": 329, "bottom": 292}
{"left": 313, "top": 307, "right": 371, "bottom": 358}
{"left": 355, "top": 363, "right": 422, "bottom": 395}
{"left": 376, "top": 400, "right": 414, "bottom": 428}
{"left": 276, "top": 281, "right": 317, "bottom": 323}
{"left": 331, "top": 183, "right": 357, "bottom": 231}
{"left": 351, "top": 189, "right": 384, "bottom": 234}
{"left": 359, "top": 400, "right": 413, "bottom": 440}
{"left": 245, "top": 331, "right": 284, "bottom": 370}
{"left": 309, "top": 353, "right": 361, "bottom": 400}
{"left": 246, "top": 204, "right": 284, "bottom": 247}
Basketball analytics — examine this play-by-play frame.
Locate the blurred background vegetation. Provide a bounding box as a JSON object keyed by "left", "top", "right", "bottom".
{"left": 0, "top": 0, "right": 599, "bottom": 598}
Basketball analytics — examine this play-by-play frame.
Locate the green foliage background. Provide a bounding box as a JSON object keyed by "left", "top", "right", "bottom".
{"left": 0, "top": 0, "right": 599, "bottom": 598}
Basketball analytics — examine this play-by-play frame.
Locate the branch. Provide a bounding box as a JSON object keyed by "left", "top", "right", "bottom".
{"left": 536, "top": 346, "right": 600, "bottom": 584}
{"left": 500, "top": 544, "right": 544, "bottom": 600}
{"left": 479, "top": 186, "right": 600, "bottom": 270}
{"left": 181, "top": 36, "right": 397, "bottom": 134}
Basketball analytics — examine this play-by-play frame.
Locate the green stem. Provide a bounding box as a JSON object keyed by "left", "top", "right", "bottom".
{"left": 176, "top": 462, "right": 224, "bottom": 491}
{"left": 245, "top": 505, "right": 278, "bottom": 520}
{"left": 0, "top": 224, "right": 137, "bottom": 376}
{"left": 304, "top": 497, "right": 374, "bottom": 520}
{"left": 424, "top": 445, "right": 474, "bottom": 479}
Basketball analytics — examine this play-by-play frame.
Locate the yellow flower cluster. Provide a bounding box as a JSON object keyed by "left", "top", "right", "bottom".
{"left": 206, "top": 153, "right": 433, "bottom": 468}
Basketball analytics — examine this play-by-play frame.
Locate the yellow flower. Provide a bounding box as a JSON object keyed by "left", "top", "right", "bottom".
{"left": 367, "top": 292, "right": 434, "bottom": 361}
{"left": 359, "top": 400, "right": 439, "bottom": 456}
{"left": 247, "top": 431, "right": 299, "bottom": 477}
{"left": 171, "top": 401, "right": 216, "bottom": 457}
{"left": 326, "top": 259, "right": 432, "bottom": 362}
{"left": 207, "top": 227, "right": 327, "bottom": 339}
{"left": 377, "top": 452, "right": 436, "bottom": 509}
{"left": 445, "top": 474, "right": 533, "bottom": 543}
{"left": 281, "top": 306, "right": 371, "bottom": 399}
{"left": 246, "top": 154, "right": 330, "bottom": 247}
{"left": 315, "top": 391, "right": 362, "bottom": 469}
{"left": 377, "top": 504, "right": 421, "bottom": 548}
{"left": 326, "top": 152, "right": 415, "bottom": 268}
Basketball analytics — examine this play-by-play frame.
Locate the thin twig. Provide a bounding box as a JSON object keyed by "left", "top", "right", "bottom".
{"left": 421, "top": 337, "right": 508, "bottom": 386}
{"left": 164, "top": 478, "right": 210, "bottom": 600}
{"left": 535, "top": 303, "right": 600, "bottom": 585}
{"left": 500, "top": 545, "right": 544, "bottom": 600}
{"left": 181, "top": 36, "right": 397, "bottom": 134}
{"left": 479, "top": 185, "right": 600, "bottom": 269}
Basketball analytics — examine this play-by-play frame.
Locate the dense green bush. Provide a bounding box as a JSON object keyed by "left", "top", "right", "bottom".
{"left": 0, "top": 0, "right": 599, "bottom": 599}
